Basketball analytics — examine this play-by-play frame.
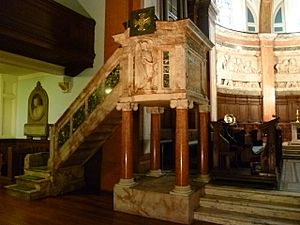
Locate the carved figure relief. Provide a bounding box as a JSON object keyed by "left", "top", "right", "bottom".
{"left": 275, "top": 58, "right": 300, "bottom": 74}
{"left": 219, "top": 54, "right": 258, "bottom": 74}
{"left": 134, "top": 40, "right": 156, "bottom": 90}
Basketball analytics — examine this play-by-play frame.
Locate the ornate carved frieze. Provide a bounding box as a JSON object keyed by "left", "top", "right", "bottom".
{"left": 216, "top": 41, "right": 262, "bottom": 95}
{"left": 274, "top": 55, "right": 300, "bottom": 93}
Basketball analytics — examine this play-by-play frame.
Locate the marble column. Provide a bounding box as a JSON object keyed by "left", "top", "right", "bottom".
{"left": 170, "top": 99, "right": 193, "bottom": 196}
{"left": 258, "top": 34, "right": 277, "bottom": 121}
{"left": 195, "top": 104, "right": 210, "bottom": 183}
{"left": 116, "top": 102, "right": 138, "bottom": 187}
{"left": 146, "top": 107, "right": 164, "bottom": 177}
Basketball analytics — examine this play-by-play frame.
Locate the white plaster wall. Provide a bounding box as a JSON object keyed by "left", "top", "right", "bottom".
{"left": 15, "top": 0, "right": 106, "bottom": 138}
{"left": 283, "top": 0, "right": 300, "bottom": 32}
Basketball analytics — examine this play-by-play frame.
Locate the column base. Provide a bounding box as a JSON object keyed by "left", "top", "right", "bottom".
{"left": 170, "top": 185, "right": 193, "bottom": 196}
{"left": 116, "top": 178, "right": 137, "bottom": 187}
{"left": 146, "top": 169, "right": 165, "bottom": 177}
{"left": 193, "top": 174, "right": 210, "bottom": 183}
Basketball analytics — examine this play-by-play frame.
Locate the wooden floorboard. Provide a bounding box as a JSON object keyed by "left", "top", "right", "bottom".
{"left": 0, "top": 188, "right": 215, "bottom": 225}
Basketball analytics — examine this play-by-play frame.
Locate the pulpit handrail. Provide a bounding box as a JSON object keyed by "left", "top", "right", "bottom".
{"left": 54, "top": 48, "right": 122, "bottom": 130}
{"left": 49, "top": 48, "right": 122, "bottom": 169}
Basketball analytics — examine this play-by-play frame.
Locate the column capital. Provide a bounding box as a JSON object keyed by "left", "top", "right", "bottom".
{"left": 258, "top": 33, "right": 277, "bottom": 42}
{"left": 170, "top": 99, "right": 193, "bottom": 109}
{"left": 146, "top": 106, "right": 164, "bottom": 114}
{"left": 199, "top": 104, "right": 210, "bottom": 113}
{"left": 116, "top": 102, "right": 138, "bottom": 111}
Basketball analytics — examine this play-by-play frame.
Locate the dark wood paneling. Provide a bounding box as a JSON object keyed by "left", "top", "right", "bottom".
{"left": 0, "top": 0, "right": 95, "bottom": 76}
{"left": 0, "top": 139, "right": 49, "bottom": 185}
{"left": 276, "top": 95, "right": 300, "bottom": 122}
{"left": 217, "top": 93, "right": 300, "bottom": 141}
{"left": 217, "top": 93, "right": 262, "bottom": 122}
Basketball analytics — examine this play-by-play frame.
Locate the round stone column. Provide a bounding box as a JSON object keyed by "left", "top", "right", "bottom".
{"left": 146, "top": 107, "right": 164, "bottom": 177}
{"left": 170, "top": 99, "right": 193, "bottom": 196}
{"left": 195, "top": 104, "right": 210, "bottom": 183}
{"left": 116, "top": 102, "right": 138, "bottom": 187}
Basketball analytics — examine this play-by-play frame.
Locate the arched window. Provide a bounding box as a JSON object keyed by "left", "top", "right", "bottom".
{"left": 273, "top": 7, "right": 284, "bottom": 33}
{"left": 247, "top": 7, "right": 256, "bottom": 32}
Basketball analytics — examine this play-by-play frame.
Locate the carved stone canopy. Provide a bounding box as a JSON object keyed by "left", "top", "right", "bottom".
{"left": 24, "top": 81, "right": 49, "bottom": 139}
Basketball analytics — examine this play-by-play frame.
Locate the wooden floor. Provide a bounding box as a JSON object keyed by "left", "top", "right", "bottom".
{"left": 0, "top": 188, "right": 215, "bottom": 225}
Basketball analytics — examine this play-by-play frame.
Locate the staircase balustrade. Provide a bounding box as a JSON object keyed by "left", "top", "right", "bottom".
{"left": 49, "top": 49, "right": 122, "bottom": 170}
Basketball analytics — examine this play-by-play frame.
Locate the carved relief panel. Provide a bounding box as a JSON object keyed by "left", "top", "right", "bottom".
{"left": 274, "top": 53, "right": 300, "bottom": 93}
{"left": 216, "top": 44, "right": 262, "bottom": 95}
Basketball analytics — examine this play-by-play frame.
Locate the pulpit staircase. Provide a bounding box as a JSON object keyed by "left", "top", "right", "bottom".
{"left": 194, "top": 184, "right": 300, "bottom": 225}
{"left": 5, "top": 49, "right": 123, "bottom": 200}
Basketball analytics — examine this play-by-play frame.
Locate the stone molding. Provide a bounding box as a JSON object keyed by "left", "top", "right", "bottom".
{"left": 116, "top": 102, "right": 139, "bottom": 111}
{"left": 170, "top": 99, "right": 194, "bottom": 109}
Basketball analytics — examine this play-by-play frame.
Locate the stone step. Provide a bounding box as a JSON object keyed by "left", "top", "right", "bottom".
{"left": 205, "top": 184, "right": 300, "bottom": 206}
{"left": 5, "top": 184, "right": 47, "bottom": 200}
{"left": 194, "top": 207, "right": 300, "bottom": 225}
{"left": 200, "top": 194, "right": 300, "bottom": 221}
{"left": 24, "top": 166, "right": 51, "bottom": 178}
{"left": 15, "top": 175, "right": 49, "bottom": 190}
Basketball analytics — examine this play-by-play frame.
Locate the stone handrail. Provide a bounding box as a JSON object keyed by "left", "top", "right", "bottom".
{"left": 48, "top": 48, "right": 122, "bottom": 170}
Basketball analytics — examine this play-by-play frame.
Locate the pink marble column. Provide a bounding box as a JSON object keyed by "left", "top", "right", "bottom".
{"left": 259, "top": 34, "right": 277, "bottom": 121}
{"left": 195, "top": 104, "right": 210, "bottom": 182}
{"left": 170, "top": 99, "right": 192, "bottom": 196}
{"left": 116, "top": 102, "right": 138, "bottom": 187}
{"left": 146, "top": 107, "right": 164, "bottom": 177}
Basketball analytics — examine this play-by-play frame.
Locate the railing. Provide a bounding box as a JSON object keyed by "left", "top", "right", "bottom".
{"left": 49, "top": 48, "right": 122, "bottom": 170}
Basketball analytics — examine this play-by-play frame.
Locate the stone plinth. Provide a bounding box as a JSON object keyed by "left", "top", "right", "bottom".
{"left": 113, "top": 176, "right": 205, "bottom": 224}
{"left": 280, "top": 141, "right": 300, "bottom": 192}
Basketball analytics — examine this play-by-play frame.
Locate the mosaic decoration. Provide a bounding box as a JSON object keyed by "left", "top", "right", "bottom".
{"left": 88, "top": 88, "right": 101, "bottom": 114}
{"left": 57, "top": 64, "right": 121, "bottom": 148}
{"left": 72, "top": 105, "right": 85, "bottom": 133}
{"left": 105, "top": 64, "right": 120, "bottom": 92}
{"left": 58, "top": 121, "right": 70, "bottom": 146}
{"left": 163, "top": 51, "right": 170, "bottom": 88}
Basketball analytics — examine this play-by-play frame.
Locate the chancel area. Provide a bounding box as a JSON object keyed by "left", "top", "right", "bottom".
{"left": 0, "top": 0, "right": 300, "bottom": 225}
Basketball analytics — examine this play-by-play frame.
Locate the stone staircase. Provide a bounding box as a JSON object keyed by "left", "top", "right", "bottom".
{"left": 5, "top": 152, "right": 51, "bottom": 200}
{"left": 5, "top": 49, "right": 123, "bottom": 200}
{"left": 194, "top": 184, "right": 300, "bottom": 225}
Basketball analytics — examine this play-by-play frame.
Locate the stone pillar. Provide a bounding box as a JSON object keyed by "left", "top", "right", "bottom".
{"left": 170, "top": 99, "right": 193, "bottom": 196}
{"left": 258, "top": 34, "right": 277, "bottom": 121}
{"left": 195, "top": 104, "right": 210, "bottom": 182}
{"left": 116, "top": 102, "right": 138, "bottom": 187}
{"left": 146, "top": 107, "right": 164, "bottom": 177}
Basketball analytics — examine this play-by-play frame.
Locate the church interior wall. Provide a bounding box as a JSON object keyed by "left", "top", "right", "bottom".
{"left": 12, "top": 0, "right": 106, "bottom": 138}
{"left": 216, "top": 25, "right": 300, "bottom": 141}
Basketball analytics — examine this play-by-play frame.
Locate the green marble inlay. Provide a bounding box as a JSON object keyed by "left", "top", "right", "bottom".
{"left": 88, "top": 88, "right": 101, "bottom": 114}
{"left": 163, "top": 51, "right": 170, "bottom": 88}
{"left": 72, "top": 105, "right": 85, "bottom": 133}
{"left": 105, "top": 64, "right": 120, "bottom": 93}
{"left": 58, "top": 121, "right": 70, "bottom": 146}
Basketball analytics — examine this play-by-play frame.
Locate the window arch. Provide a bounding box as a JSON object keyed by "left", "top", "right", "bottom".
{"left": 273, "top": 5, "right": 285, "bottom": 33}
{"left": 247, "top": 6, "right": 257, "bottom": 32}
